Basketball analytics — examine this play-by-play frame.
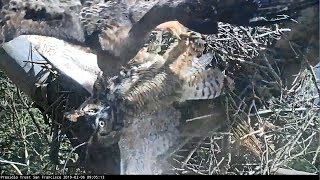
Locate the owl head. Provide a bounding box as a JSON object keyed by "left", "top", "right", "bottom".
{"left": 64, "top": 95, "right": 122, "bottom": 173}
{"left": 64, "top": 94, "right": 123, "bottom": 147}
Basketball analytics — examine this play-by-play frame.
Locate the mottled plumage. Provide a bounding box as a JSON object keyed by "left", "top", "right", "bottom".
{"left": 65, "top": 26, "right": 234, "bottom": 139}
{"left": 82, "top": 26, "right": 234, "bottom": 130}
{"left": 61, "top": 0, "right": 319, "bottom": 143}
{"left": 1, "top": 0, "right": 318, "bottom": 173}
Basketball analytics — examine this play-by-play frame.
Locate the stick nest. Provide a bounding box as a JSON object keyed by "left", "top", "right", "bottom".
{"left": 150, "top": 22, "right": 320, "bottom": 175}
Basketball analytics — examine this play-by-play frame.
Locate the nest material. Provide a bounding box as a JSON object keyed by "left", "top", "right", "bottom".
{"left": 151, "top": 22, "right": 320, "bottom": 175}
{"left": 32, "top": 20, "right": 318, "bottom": 174}
{"left": 6, "top": 18, "right": 315, "bottom": 175}
{"left": 148, "top": 23, "right": 283, "bottom": 133}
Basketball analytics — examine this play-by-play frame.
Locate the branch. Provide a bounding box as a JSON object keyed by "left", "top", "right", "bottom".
{"left": 0, "top": 35, "right": 120, "bottom": 174}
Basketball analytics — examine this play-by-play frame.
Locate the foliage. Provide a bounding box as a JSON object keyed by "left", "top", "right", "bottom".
{"left": 0, "top": 70, "right": 84, "bottom": 175}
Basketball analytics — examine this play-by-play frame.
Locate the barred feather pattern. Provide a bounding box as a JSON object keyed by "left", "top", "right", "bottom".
{"left": 106, "top": 28, "right": 234, "bottom": 116}
{"left": 106, "top": 38, "right": 183, "bottom": 115}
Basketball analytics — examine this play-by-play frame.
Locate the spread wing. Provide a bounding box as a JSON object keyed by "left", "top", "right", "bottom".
{"left": 101, "top": 29, "right": 234, "bottom": 116}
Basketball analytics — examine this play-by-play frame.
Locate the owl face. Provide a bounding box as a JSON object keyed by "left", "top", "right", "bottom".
{"left": 65, "top": 97, "right": 122, "bottom": 146}
{"left": 84, "top": 101, "right": 123, "bottom": 148}
{"left": 64, "top": 96, "right": 122, "bottom": 173}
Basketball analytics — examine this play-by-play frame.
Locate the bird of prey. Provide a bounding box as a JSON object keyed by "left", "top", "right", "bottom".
{"left": 1, "top": 0, "right": 318, "bottom": 174}
{"left": 65, "top": 26, "right": 233, "bottom": 139}
{"left": 64, "top": 28, "right": 236, "bottom": 174}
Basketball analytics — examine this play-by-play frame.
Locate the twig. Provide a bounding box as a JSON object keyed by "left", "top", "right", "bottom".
{"left": 159, "top": 136, "right": 194, "bottom": 161}
{"left": 16, "top": 88, "right": 50, "bottom": 144}
{"left": 0, "top": 159, "right": 28, "bottom": 167}
{"left": 254, "top": 28, "right": 291, "bottom": 38}
{"left": 22, "top": 60, "right": 49, "bottom": 65}
{"left": 312, "top": 143, "right": 320, "bottom": 165}
{"left": 302, "top": 55, "right": 320, "bottom": 98}
{"left": 181, "top": 137, "right": 205, "bottom": 168}
{"left": 253, "top": 107, "right": 310, "bottom": 116}
{"left": 43, "top": 94, "right": 64, "bottom": 115}
{"left": 62, "top": 142, "right": 87, "bottom": 175}
{"left": 0, "top": 160, "right": 23, "bottom": 175}
{"left": 261, "top": 53, "right": 282, "bottom": 89}
{"left": 186, "top": 113, "right": 222, "bottom": 122}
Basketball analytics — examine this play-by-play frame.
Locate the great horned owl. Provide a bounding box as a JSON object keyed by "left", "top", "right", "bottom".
{"left": 63, "top": 28, "right": 234, "bottom": 175}
{"left": 66, "top": 23, "right": 235, "bottom": 146}
{"left": 1, "top": 0, "right": 318, "bottom": 174}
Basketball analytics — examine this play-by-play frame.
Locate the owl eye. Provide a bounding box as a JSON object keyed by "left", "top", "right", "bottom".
{"left": 87, "top": 108, "right": 99, "bottom": 113}
{"left": 88, "top": 110, "right": 95, "bottom": 113}
{"left": 98, "top": 120, "right": 105, "bottom": 127}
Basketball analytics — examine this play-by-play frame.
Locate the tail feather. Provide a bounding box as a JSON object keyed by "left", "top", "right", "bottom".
{"left": 177, "top": 53, "right": 233, "bottom": 101}
{"left": 181, "top": 68, "right": 226, "bottom": 101}
{"left": 173, "top": 52, "right": 233, "bottom": 101}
